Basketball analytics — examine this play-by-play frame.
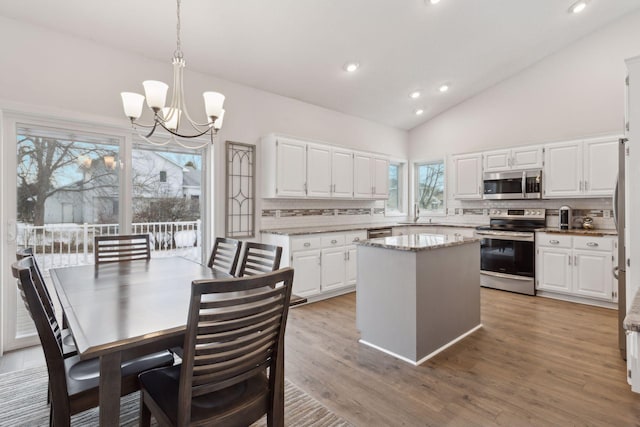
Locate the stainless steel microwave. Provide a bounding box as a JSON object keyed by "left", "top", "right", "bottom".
{"left": 483, "top": 170, "right": 542, "bottom": 200}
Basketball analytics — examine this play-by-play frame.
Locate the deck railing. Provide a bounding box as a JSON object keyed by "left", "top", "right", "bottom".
{"left": 17, "top": 220, "right": 202, "bottom": 271}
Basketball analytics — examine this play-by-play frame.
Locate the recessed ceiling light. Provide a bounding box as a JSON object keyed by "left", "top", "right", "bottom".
{"left": 569, "top": 0, "right": 587, "bottom": 14}
{"left": 439, "top": 84, "right": 449, "bottom": 93}
{"left": 343, "top": 62, "right": 360, "bottom": 73}
{"left": 415, "top": 108, "right": 425, "bottom": 116}
{"left": 428, "top": 0, "right": 441, "bottom": 4}
{"left": 409, "top": 91, "right": 422, "bottom": 99}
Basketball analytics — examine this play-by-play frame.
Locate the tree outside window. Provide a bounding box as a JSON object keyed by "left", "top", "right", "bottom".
{"left": 415, "top": 160, "right": 445, "bottom": 215}
{"left": 386, "top": 162, "right": 402, "bottom": 213}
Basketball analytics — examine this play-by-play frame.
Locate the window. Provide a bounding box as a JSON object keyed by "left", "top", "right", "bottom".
{"left": 159, "top": 170, "right": 167, "bottom": 182}
{"left": 415, "top": 160, "right": 445, "bottom": 215}
{"left": 386, "top": 162, "right": 403, "bottom": 214}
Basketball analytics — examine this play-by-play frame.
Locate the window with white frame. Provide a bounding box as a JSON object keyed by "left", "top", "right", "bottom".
{"left": 415, "top": 160, "right": 445, "bottom": 215}
{"left": 386, "top": 161, "right": 405, "bottom": 214}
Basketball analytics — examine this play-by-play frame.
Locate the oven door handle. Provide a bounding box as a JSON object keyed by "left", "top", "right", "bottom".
{"left": 475, "top": 231, "right": 535, "bottom": 242}
{"left": 522, "top": 170, "right": 526, "bottom": 198}
{"left": 481, "top": 271, "right": 534, "bottom": 282}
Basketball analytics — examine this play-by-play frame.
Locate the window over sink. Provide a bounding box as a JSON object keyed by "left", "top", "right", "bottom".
{"left": 415, "top": 159, "right": 446, "bottom": 215}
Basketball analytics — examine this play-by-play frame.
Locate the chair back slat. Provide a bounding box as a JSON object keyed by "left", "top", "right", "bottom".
{"left": 94, "top": 234, "right": 151, "bottom": 264}
{"left": 208, "top": 237, "right": 242, "bottom": 275}
{"left": 237, "top": 242, "right": 282, "bottom": 277}
{"left": 177, "top": 268, "right": 294, "bottom": 423}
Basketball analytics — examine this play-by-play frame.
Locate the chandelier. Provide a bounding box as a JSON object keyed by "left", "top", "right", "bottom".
{"left": 120, "top": 0, "right": 225, "bottom": 149}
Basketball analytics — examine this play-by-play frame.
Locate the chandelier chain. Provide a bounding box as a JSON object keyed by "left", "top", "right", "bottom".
{"left": 174, "top": 0, "right": 183, "bottom": 58}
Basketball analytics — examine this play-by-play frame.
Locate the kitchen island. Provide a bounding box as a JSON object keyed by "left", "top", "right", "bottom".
{"left": 356, "top": 233, "right": 481, "bottom": 365}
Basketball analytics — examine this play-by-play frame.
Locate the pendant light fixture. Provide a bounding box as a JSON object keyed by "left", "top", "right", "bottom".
{"left": 120, "top": 0, "right": 225, "bottom": 149}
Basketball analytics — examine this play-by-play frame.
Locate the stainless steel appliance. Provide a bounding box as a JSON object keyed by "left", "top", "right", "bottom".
{"left": 476, "top": 208, "right": 546, "bottom": 295}
{"left": 367, "top": 227, "right": 392, "bottom": 239}
{"left": 483, "top": 170, "right": 542, "bottom": 200}
{"left": 614, "top": 137, "right": 627, "bottom": 359}
{"left": 559, "top": 205, "right": 572, "bottom": 230}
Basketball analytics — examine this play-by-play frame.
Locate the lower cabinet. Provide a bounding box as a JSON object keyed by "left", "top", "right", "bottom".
{"left": 262, "top": 230, "right": 366, "bottom": 300}
{"left": 536, "top": 232, "right": 617, "bottom": 305}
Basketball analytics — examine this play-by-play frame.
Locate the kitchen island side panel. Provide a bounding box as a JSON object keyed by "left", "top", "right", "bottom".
{"left": 415, "top": 241, "right": 481, "bottom": 360}
{"left": 357, "top": 245, "right": 418, "bottom": 361}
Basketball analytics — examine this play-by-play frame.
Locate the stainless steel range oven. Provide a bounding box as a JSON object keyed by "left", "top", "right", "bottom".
{"left": 475, "top": 208, "right": 545, "bottom": 295}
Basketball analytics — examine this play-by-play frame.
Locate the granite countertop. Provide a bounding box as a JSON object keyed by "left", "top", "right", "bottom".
{"left": 357, "top": 233, "right": 479, "bottom": 252}
{"left": 260, "top": 223, "right": 392, "bottom": 236}
{"left": 536, "top": 228, "right": 618, "bottom": 236}
{"left": 624, "top": 290, "right": 640, "bottom": 332}
{"left": 261, "top": 222, "right": 479, "bottom": 236}
{"left": 395, "top": 222, "right": 479, "bottom": 228}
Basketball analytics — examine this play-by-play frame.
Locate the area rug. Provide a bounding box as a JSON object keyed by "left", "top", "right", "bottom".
{"left": 0, "top": 366, "right": 350, "bottom": 426}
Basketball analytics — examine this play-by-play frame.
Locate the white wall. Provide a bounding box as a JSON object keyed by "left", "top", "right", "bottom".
{"left": 0, "top": 15, "right": 408, "bottom": 238}
{"left": 409, "top": 9, "right": 640, "bottom": 160}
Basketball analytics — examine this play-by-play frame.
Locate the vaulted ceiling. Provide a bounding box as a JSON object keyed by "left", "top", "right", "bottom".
{"left": 1, "top": 0, "right": 639, "bottom": 130}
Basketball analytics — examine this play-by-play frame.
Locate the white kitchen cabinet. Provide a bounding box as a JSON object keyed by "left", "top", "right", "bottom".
{"left": 331, "top": 148, "right": 354, "bottom": 198}
{"left": 307, "top": 143, "right": 332, "bottom": 198}
{"left": 353, "top": 153, "right": 389, "bottom": 199}
{"left": 452, "top": 153, "right": 483, "bottom": 199}
{"left": 353, "top": 153, "right": 372, "bottom": 198}
{"left": 543, "top": 137, "right": 619, "bottom": 198}
{"left": 484, "top": 146, "right": 542, "bottom": 172}
{"left": 269, "top": 136, "right": 308, "bottom": 197}
{"left": 291, "top": 249, "right": 321, "bottom": 297}
{"left": 536, "top": 232, "right": 616, "bottom": 304}
{"left": 543, "top": 140, "right": 583, "bottom": 198}
{"left": 262, "top": 134, "right": 388, "bottom": 200}
{"left": 583, "top": 137, "right": 618, "bottom": 196}
{"left": 262, "top": 229, "right": 367, "bottom": 301}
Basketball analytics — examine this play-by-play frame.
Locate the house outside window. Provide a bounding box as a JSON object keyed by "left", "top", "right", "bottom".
{"left": 159, "top": 170, "right": 167, "bottom": 183}
{"left": 415, "top": 160, "right": 445, "bottom": 215}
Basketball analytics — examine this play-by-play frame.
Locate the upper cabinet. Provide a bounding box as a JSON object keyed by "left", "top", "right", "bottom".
{"left": 543, "top": 136, "right": 618, "bottom": 198}
{"left": 484, "top": 146, "right": 542, "bottom": 172}
{"left": 353, "top": 152, "right": 389, "bottom": 199}
{"left": 452, "top": 153, "right": 483, "bottom": 199}
{"left": 261, "top": 134, "right": 388, "bottom": 199}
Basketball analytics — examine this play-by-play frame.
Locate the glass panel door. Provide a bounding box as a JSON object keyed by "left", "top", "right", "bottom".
{"left": 131, "top": 144, "right": 203, "bottom": 261}
{"left": 2, "top": 119, "right": 121, "bottom": 351}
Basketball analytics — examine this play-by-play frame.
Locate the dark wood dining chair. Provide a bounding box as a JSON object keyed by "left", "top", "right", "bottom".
{"left": 15, "top": 248, "right": 76, "bottom": 357}
{"left": 237, "top": 242, "right": 283, "bottom": 277}
{"left": 12, "top": 257, "right": 175, "bottom": 427}
{"left": 207, "top": 237, "right": 242, "bottom": 275}
{"left": 139, "top": 267, "right": 294, "bottom": 427}
{"left": 94, "top": 233, "right": 151, "bottom": 264}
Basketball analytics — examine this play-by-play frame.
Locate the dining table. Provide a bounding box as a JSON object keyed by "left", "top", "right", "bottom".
{"left": 50, "top": 256, "right": 232, "bottom": 427}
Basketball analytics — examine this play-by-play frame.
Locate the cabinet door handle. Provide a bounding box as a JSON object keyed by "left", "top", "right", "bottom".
{"left": 584, "top": 180, "right": 588, "bottom": 191}
{"left": 574, "top": 255, "right": 578, "bottom": 265}
{"left": 304, "top": 242, "right": 311, "bottom": 247}
{"left": 586, "top": 242, "right": 599, "bottom": 247}
{"left": 344, "top": 251, "right": 348, "bottom": 261}
{"left": 549, "top": 240, "right": 560, "bottom": 244}
{"left": 331, "top": 239, "right": 338, "bottom": 244}
{"left": 304, "top": 182, "right": 308, "bottom": 194}
{"left": 568, "top": 256, "right": 572, "bottom": 266}
{"left": 579, "top": 181, "right": 583, "bottom": 191}
{"left": 318, "top": 254, "right": 322, "bottom": 266}
{"left": 333, "top": 184, "right": 336, "bottom": 192}
{"left": 353, "top": 237, "right": 360, "bottom": 242}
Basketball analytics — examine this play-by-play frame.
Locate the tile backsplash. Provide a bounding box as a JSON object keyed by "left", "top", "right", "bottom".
{"left": 259, "top": 197, "right": 616, "bottom": 231}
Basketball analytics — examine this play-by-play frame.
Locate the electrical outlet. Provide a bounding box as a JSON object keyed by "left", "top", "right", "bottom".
{"left": 603, "top": 209, "right": 611, "bottom": 218}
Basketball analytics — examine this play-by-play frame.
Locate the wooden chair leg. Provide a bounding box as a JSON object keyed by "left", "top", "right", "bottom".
{"left": 139, "top": 392, "right": 152, "bottom": 427}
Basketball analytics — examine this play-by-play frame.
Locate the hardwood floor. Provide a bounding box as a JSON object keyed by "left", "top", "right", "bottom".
{"left": 284, "top": 289, "right": 640, "bottom": 426}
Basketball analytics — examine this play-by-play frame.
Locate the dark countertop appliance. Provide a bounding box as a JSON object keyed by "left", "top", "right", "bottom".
{"left": 559, "top": 206, "right": 572, "bottom": 230}
{"left": 476, "top": 208, "right": 546, "bottom": 295}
